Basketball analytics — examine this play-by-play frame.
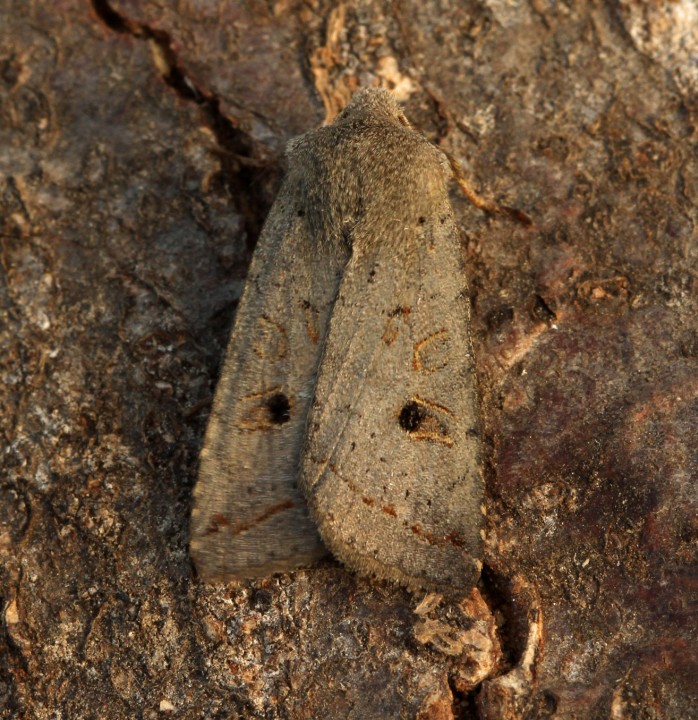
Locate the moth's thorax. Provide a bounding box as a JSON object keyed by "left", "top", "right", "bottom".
{"left": 287, "top": 117, "right": 450, "bottom": 247}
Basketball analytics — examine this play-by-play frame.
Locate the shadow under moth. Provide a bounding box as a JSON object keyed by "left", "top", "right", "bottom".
{"left": 190, "top": 88, "right": 484, "bottom": 597}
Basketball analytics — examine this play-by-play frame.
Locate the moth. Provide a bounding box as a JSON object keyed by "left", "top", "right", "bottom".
{"left": 190, "top": 88, "right": 484, "bottom": 596}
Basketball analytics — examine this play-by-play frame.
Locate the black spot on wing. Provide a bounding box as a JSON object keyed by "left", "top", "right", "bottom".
{"left": 266, "top": 393, "right": 291, "bottom": 424}
{"left": 399, "top": 400, "right": 427, "bottom": 432}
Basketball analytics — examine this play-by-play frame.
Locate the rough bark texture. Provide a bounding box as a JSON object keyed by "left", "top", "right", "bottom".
{"left": 1, "top": 1, "right": 696, "bottom": 718}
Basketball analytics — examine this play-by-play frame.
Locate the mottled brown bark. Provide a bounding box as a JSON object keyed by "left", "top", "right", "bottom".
{"left": 1, "top": 1, "right": 696, "bottom": 718}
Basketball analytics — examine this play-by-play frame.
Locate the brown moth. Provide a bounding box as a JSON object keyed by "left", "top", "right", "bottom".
{"left": 190, "top": 88, "right": 483, "bottom": 596}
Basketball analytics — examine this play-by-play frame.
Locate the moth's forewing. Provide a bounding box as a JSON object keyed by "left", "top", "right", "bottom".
{"left": 300, "top": 90, "right": 484, "bottom": 596}
{"left": 190, "top": 154, "right": 349, "bottom": 580}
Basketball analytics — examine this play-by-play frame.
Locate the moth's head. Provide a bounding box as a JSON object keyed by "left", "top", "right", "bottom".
{"left": 336, "top": 88, "right": 411, "bottom": 128}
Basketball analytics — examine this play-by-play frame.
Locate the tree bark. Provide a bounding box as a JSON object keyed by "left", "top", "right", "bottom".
{"left": 1, "top": 1, "right": 696, "bottom": 718}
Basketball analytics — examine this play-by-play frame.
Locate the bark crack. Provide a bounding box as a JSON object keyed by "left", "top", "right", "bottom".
{"left": 90, "top": 0, "right": 276, "bottom": 245}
